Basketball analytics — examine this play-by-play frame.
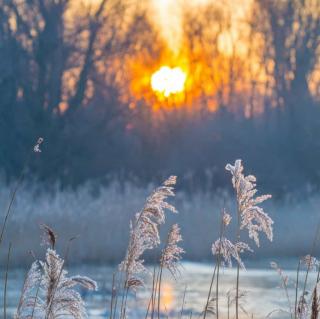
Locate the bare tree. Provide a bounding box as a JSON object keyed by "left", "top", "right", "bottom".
{"left": 253, "top": 0, "right": 320, "bottom": 114}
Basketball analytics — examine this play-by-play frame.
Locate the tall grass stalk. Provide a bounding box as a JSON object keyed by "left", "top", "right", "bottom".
{"left": 235, "top": 204, "right": 241, "bottom": 319}
{"left": 44, "top": 236, "right": 80, "bottom": 319}
{"left": 227, "top": 292, "right": 231, "bottom": 319}
{"left": 109, "top": 273, "right": 116, "bottom": 319}
{"left": 157, "top": 231, "right": 169, "bottom": 319}
{"left": 157, "top": 224, "right": 184, "bottom": 319}
{"left": 3, "top": 243, "right": 12, "bottom": 319}
{"left": 271, "top": 262, "right": 293, "bottom": 318}
{"left": 180, "top": 286, "right": 187, "bottom": 319}
{"left": 157, "top": 265, "right": 164, "bottom": 319}
{"left": 119, "top": 176, "right": 177, "bottom": 319}
{"left": 112, "top": 272, "right": 122, "bottom": 319}
{"left": 0, "top": 137, "right": 43, "bottom": 248}
{"left": 0, "top": 172, "right": 25, "bottom": 247}
{"left": 310, "top": 286, "right": 319, "bottom": 319}
{"left": 294, "top": 260, "right": 301, "bottom": 319}
{"left": 145, "top": 266, "right": 157, "bottom": 319}
{"left": 301, "top": 224, "right": 320, "bottom": 300}
{"left": 225, "top": 160, "right": 273, "bottom": 319}
{"left": 151, "top": 270, "right": 160, "bottom": 319}
{"left": 215, "top": 212, "right": 226, "bottom": 319}
{"left": 203, "top": 266, "right": 217, "bottom": 319}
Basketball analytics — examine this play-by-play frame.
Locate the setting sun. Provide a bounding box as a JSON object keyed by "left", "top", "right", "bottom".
{"left": 151, "top": 66, "right": 187, "bottom": 97}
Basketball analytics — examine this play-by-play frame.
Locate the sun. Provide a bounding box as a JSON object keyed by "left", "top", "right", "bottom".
{"left": 151, "top": 66, "right": 187, "bottom": 97}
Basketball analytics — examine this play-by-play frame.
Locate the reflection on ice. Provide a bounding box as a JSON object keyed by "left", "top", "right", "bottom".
{"left": 1, "top": 261, "right": 317, "bottom": 319}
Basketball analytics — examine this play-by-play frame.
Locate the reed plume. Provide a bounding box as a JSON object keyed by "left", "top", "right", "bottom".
{"left": 155, "top": 223, "right": 184, "bottom": 319}
{"left": 226, "top": 159, "right": 273, "bottom": 247}
{"left": 15, "top": 261, "right": 43, "bottom": 319}
{"left": 15, "top": 224, "right": 96, "bottom": 319}
{"left": 161, "top": 223, "right": 184, "bottom": 276}
{"left": 15, "top": 248, "right": 97, "bottom": 319}
{"left": 226, "top": 159, "right": 273, "bottom": 319}
{"left": 212, "top": 237, "right": 252, "bottom": 270}
{"left": 40, "top": 224, "right": 57, "bottom": 249}
{"left": 119, "top": 176, "right": 177, "bottom": 290}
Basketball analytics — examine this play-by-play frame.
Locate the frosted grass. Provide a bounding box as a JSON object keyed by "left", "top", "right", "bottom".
{"left": 0, "top": 179, "right": 320, "bottom": 266}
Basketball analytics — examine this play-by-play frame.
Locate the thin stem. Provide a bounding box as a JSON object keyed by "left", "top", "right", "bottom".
{"left": 235, "top": 202, "right": 241, "bottom": 319}
{"left": 112, "top": 272, "right": 121, "bottom": 319}
{"left": 109, "top": 273, "right": 116, "bottom": 319}
{"left": 294, "top": 260, "right": 301, "bottom": 319}
{"left": 119, "top": 272, "right": 127, "bottom": 319}
{"left": 119, "top": 282, "right": 128, "bottom": 319}
{"left": 145, "top": 266, "right": 157, "bottom": 319}
{"left": 0, "top": 161, "right": 28, "bottom": 247}
{"left": 302, "top": 224, "right": 320, "bottom": 298}
{"left": 152, "top": 268, "right": 161, "bottom": 319}
{"left": 215, "top": 212, "right": 225, "bottom": 319}
{"left": 122, "top": 287, "right": 129, "bottom": 319}
{"left": 157, "top": 265, "right": 164, "bottom": 319}
{"left": 282, "top": 274, "right": 293, "bottom": 319}
{"left": 180, "top": 286, "right": 187, "bottom": 319}
{"left": 235, "top": 264, "right": 240, "bottom": 319}
{"left": 216, "top": 259, "right": 221, "bottom": 319}
{"left": 204, "top": 210, "right": 226, "bottom": 319}
{"left": 203, "top": 264, "right": 217, "bottom": 319}
{"left": 3, "top": 243, "right": 12, "bottom": 319}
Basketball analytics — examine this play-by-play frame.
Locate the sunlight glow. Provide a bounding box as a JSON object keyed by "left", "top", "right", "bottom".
{"left": 151, "top": 66, "right": 187, "bottom": 97}
{"left": 160, "top": 282, "right": 174, "bottom": 311}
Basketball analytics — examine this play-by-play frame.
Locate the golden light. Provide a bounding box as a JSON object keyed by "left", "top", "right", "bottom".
{"left": 160, "top": 282, "right": 174, "bottom": 311}
{"left": 151, "top": 66, "right": 187, "bottom": 97}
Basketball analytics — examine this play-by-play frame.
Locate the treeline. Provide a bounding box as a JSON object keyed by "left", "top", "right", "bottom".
{"left": 0, "top": 0, "right": 320, "bottom": 195}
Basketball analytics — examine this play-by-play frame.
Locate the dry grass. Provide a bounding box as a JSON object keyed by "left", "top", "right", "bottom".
{"left": 2, "top": 159, "right": 320, "bottom": 319}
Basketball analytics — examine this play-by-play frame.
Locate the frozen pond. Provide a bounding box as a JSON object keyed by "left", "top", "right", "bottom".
{"left": 1, "top": 261, "right": 316, "bottom": 318}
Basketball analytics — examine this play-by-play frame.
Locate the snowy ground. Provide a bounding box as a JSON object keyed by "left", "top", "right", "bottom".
{"left": 1, "top": 261, "right": 316, "bottom": 319}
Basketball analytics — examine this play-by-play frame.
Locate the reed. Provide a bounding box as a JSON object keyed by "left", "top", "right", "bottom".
{"left": 10, "top": 163, "right": 320, "bottom": 319}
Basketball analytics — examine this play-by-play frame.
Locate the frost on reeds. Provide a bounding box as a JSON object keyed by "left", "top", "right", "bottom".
{"left": 270, "top": 261, "right": 293, "bottom": 316}
{"left": 215, "top": 160, "right": 274, "bottom": 319}
{"left": 212, "top": 211, "right": 252, "bottom": 269}
{"left": 15, "top": 226, "right": 97, "bottom": 319}
{"left": 212, "top": 237, "right": 252, "bottom": 269}
{"left": 226, "top": 159, "right": 273, "bottom": 247}
{"left": 301, "top": 255, "right": 320, "bottom": 271}
{"left": 119, "top": 176, "right": 177, "bottom": 289}
{"left": 40, "top": 223, "right": 57, "bottom": 249}
{"left": 270, "top": 257, "right": 320, "bottom": 319}
{"left": 161, "top": 223, "right": 184, "bottom": 276}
